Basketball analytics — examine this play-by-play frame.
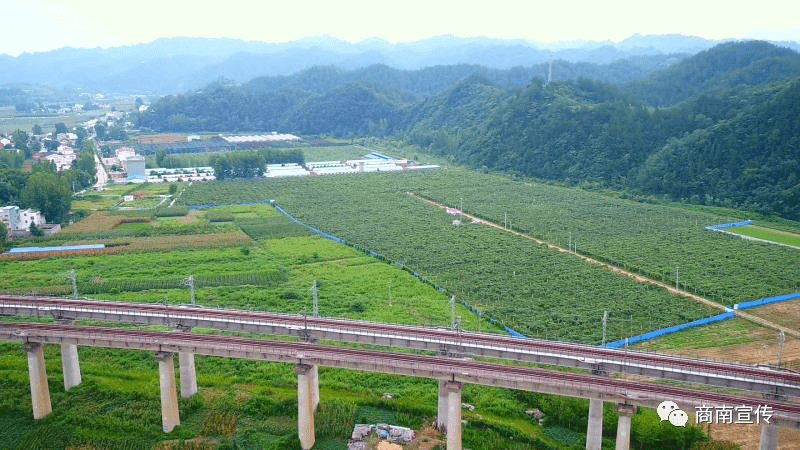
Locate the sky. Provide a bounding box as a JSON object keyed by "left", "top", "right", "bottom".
{"left": 3, "top": 0, "right": 800, "bottom": 56}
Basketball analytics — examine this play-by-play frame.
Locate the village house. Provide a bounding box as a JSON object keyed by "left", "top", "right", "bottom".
{"left": 0, "top": 206, "right": 59, "bottom": 238}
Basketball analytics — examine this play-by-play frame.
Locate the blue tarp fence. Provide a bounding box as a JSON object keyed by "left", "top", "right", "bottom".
{"left": 735, "top": 292, "right": 800, "bottom": 310}
{"left": 187, "top": 201, "right": 269, "bottom": 209}
{"left": 8, "top": 244, "right": 106, "bottom": 254}
{"left": 606, "top": 291, "right": 800, "bottom": 348}
{"left": 704, "top": 220, "right": 752, "bottom": 230}
{"left": 604, "top": 311, "right": 736, "bottom": 348}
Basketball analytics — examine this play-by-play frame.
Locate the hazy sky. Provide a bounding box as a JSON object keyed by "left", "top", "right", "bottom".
{"left": 4, "top": 0, "right": 800, "bottom": 56}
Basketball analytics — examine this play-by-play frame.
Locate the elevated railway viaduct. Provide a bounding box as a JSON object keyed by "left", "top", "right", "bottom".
{"left": 2, "top": 295, "right": 799, "bottom": 450}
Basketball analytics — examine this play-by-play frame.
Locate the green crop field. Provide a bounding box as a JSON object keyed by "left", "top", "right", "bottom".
{"left": 178, "top": 167, "right": 800, "bottom": 343}
{"left": 0, "top": 107, "right": 99, "bottom": 134}
{"left": 728, "top": 224, "right": 800, "bottom": 247}
{"left": 180, "top": 172, "right": 742, "bottom": 343}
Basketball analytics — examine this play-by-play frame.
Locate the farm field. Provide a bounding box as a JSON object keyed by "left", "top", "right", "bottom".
{"left": 179, "top": 169, "right": 800, "bottom": 309}
{"left": 727, "top": 224, "right": 800, "bottom": 247}
{"left": 1, "top": 215, "right": 473, "bottom": 328}
{"left": 0, "top": 107, "right": 99, "bottom": 134}
{"left": 180, "top": 173, "right": 729, "bottom": 344}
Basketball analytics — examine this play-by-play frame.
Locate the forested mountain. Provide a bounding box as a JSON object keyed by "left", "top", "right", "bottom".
{"left": 139, "top": 41, "right": 800, "bottom": 220}
{"left": 627, "top": 41, "right": 800, "bottom": 105}
{"left": 635, "top": 79, "right": 800, "bottom": 218}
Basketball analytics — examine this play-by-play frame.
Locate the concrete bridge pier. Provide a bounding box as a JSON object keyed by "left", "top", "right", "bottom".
{"left": 61, "top": 343, "right": 82, "bottom": 391}
{"left": 178, "top": 351, "right": 197, "bottom": 398}
{"left": 296, "top": 364, "right": 316, "bottom": 450}
{"left": 446, "top": 381, "right": 463, "bottom": 450}
{"left": 155, "top": 352, "right": 180, "bottom": 432}
{"left": 759, "top": 422, "right": 781, "bottom": 450}
{"left": 310, "top": 364, "right": 319, "bottom": 411}
{"left": 23, "top": 342, "right": 52, "bottom": 419}
{"left": 614, "top": 404, "right": 636, "bottom": 450}
{"left": 437, "top": 379, "right": 449, "bottom": 431}
{"left": 586, "top": 398, "right": 604, "bottom": 450}
{"left": 176, "top": 326, "right": 197, "bottom": 398}
{"left": 54, "top": 319, "right": 82, "bottom": 391}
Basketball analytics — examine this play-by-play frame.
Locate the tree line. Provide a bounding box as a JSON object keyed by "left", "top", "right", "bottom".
{"left": 209, "top": 149, "right": 304, "bottom": 180}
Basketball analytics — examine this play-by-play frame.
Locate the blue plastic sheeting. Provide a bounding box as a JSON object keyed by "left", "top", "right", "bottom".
{"left": 366, "top": 152, "right": 393, "bottom": 160}
{"left": 736, "top": 292, "right": 800, "bottom": 310}
{"left": 503, "top": 326, "right": 528, "bottom": 338}
{"left": 704, "top": 220, "right": 753, "bottom": 230}
{"left": 187, "top": 201, "right": 268, "bottom": 209}
{"left": 8, "top": 244, "right": 105, "bottom": 254}
{"left": 273, "top": 204, "right": 346, "bottom": 244}
{"left": 604, "top": 311, "right": 735, "bottom": 348}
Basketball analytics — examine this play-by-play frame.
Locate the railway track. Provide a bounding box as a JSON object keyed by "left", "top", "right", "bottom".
{"left": 2, "top": 294, "right": 799, "bottom": 398}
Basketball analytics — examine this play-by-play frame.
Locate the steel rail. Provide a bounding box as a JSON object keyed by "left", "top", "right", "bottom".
{"left": 3, "top": 321, "right": 800, "bottom": 429}
{"left": 1, "top": 294, "right": 798, "bottom": 398}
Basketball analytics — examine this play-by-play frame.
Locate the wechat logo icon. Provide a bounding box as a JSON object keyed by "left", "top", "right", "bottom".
{"left": 658, "top": 401, "right": 688, "bottom": 427}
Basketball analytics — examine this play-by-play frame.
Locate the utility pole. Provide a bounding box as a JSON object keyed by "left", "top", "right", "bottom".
{"left": 184, "top": 275, "right": 195, "bottom": 306}
{"left": 602, "top": 311, "right": 608, "bottom": 347}
{"left": 450, "top": 295, "right": 456, "bottom": 329}
{"left": 675, "top": 266, "right": 680, "bottom": 290}
{"left": 311, "top": 280, "right": 318, "bottom": 317}
{"left": 67, "top": 269, "right": 78, "bottom": 298}
{"left": 777, "top": 330, "right": 785, "bottom": 368}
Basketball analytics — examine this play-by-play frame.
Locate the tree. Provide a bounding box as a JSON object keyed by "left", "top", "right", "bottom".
{"left": 0, "top": 220, "right": 7, "bottom": 244}
{"left": 94, "top": 123, "right": 106, "bottom": 140}
{"left": 135, "top": 97, "right": 144, "bottom": 110}
{"left": 107, "top": 126, "right": 128, "bottom": 141}
{"left": 54, "top": 122, "right": 68, "bottom": 135}
{"left": 21, "top": 171, "right": 72, "bottom": 223}
{"left": 32, "top": 124, "right": 43, "bottom": 135}
{"left": 155, "top": 148, "right": 167, "bottom": 167}
{"left": 0, "top": 169, "right": 30, "bottom": 204}
{"left": 29, "top": 222, "right": 44, "bottom": 237}
{"left": 168, "top": 184, "right": 178, "bottom": 195}
{"left": 81, "top": 139, "right": 96, "bottom": 154}
{"left": 73, "top": 148, "right": 97, "bottom": 187}
{"left": 44, "top": 140, "right": 59, "bottom": 151}
{"left": 75, "top": 127, "right": 87, "bottom": 148}
{"left": 11, "top": 130, "right": 29, "bottom": 157}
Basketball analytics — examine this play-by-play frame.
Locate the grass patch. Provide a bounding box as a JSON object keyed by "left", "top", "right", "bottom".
{"left": 732, "top": 225, "right": 800, "bottom": 247}
{"left": 632, "top": 318, "right": 764, "bottom": 352}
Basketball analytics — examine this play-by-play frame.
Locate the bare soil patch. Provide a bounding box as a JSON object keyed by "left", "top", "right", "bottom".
{"left": 707, "top": 422, "right": 800, "bottom": 450}
{"left": 410, "top": 426, "right": 444, "bottom": 450}
{"left": 746, "top": 301, "right": 800, "bottom": 334}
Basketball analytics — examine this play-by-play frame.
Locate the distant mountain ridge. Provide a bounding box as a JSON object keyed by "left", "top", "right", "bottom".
{"left": 5, "top": 34, "right": 796, "bottom": 94}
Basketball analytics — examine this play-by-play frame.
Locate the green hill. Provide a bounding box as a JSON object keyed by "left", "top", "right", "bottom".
{"left": 138, "top": 41, "right": 800, "bottom": 220}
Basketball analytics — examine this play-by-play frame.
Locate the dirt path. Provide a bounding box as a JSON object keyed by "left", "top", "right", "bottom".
{"left": 407, "top": 192, "right": 800, "bottom": 338}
